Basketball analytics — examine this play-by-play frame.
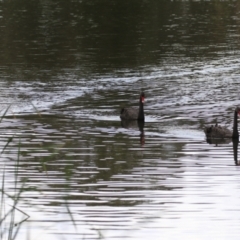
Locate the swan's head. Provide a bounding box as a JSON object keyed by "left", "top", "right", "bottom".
{"left": 235, "top": 107, "right": 240, "bottom": 116}
{"left": 140, "top": 92, "right": 145, "bottom": 103}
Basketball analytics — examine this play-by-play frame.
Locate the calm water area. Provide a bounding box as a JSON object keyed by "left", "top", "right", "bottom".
{"left": 1, "top": 1, "right": 240, "bottom": 239}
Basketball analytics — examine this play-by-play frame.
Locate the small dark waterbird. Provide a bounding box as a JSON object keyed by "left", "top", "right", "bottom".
{"left": 204, "top": 107, "right": 240, "bottom": 139}
{"left": 120, "top": 92, "right": 145, "bottom": 121}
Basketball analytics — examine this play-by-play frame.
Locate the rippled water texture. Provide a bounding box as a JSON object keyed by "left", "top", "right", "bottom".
{"left": 1, "top": 1, "right": 240, "bottom": 239}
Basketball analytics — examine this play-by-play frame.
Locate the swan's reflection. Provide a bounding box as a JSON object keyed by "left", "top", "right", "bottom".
{"left": 121, "top": 120, "right": 145, "bottom": 146}
{"left": 205, "top": 137, "right": 240, "bottom": 166}
{"left": 232, "top": 138, "right": 239, "bottom": 165}
{"left": 206, "top": 137, "right": 232, "bottom": 145}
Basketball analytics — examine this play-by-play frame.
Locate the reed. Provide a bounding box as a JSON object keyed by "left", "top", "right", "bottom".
{"left": 0, "top": 139, "right": 29, "bottom": 240}
{"left": 0, "top": 104, "right": 104, "bottom": 239}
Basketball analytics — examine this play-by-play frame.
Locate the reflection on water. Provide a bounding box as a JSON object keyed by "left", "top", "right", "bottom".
{"left": 121, "top": 120, "right": 145, "bottom": 146}
{"left": 206, "top": 136, "right": 232, "bottom": 145}
{"left": 233, "top": 139, "right": 239, "bottom": 166}
{"left": 206, "top": 136, "right": 240, "bottom": 166}
{"left": 1, "top": 1, "right": 240, "bottom": 239}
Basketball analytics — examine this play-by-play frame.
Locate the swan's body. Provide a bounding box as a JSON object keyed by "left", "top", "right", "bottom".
{"left": 204, "top": 107, "right": 240, "bottom": 139}
{"left": 120, "top": 92, "right": 145, "bottom": 121}
{"left": 205, "top": 124, "right": 232, "bottom": 138}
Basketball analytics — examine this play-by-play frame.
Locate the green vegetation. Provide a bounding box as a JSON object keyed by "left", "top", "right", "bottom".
{"left": 0, "top": 106, "right": 29, "bottom": 240}
{"left": 0, "top": 105, "right": 104, "bottom": 239}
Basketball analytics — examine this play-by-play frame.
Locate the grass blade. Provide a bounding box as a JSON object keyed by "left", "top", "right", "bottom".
{"left": 0, "top": 104, "right": 12, "bottom": 123}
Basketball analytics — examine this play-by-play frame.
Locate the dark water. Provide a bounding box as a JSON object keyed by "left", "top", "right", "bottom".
{"left": 1, "top": 1, "right": 240, "bottom": 239}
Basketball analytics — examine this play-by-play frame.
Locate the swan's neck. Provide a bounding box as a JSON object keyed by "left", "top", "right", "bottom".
{"left": 138, "top": 100, "right": 144, "bottom": 121}
{"left": 232, "top": 111, "right": 239, "bottom": 138}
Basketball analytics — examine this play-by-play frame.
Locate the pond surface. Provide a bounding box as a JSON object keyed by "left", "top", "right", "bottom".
{"left": 1, "top": 1, "right": 240, "bottom": 239}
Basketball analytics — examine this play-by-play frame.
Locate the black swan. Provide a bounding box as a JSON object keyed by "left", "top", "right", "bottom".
{"left": 204, "top": 107, "right": 240, "bottom": 139}
{"left": 120, "top": 92, "right": 145, "bottom": 121}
